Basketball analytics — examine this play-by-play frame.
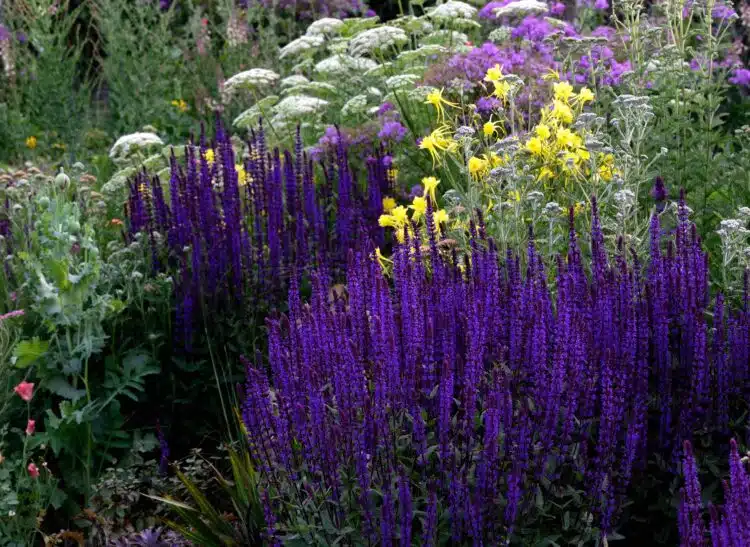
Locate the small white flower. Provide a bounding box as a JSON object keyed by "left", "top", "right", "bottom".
{"left": 395, "top": 44, "right": 448, "bottom": 63}
{"left": 527, "top": 191, "right": 545, "bottom": 203}
{"left": 279, "top": 34, "right": 325, "bottom": 59}
{"left": 315, "top": 54, "right": 378, "bottom": 76}
{"left": 8, "top": 511, "right": 16, "bottom": 517}
{"left": 280, "top": 75, "right": 310, "bottom": 89}
{"left": 738, "top": 207, "right": 750, "bottom": 218}
{"left": 421, "top": 29, "right": 469, "bottom": 46}
{"left": 543, "top": 201, "right": 563, "bottom": 216}
{"left": 614, "top": 189, "right": 636, "bottom": 207}
{"left": 273, "top": 95, "right": 329, "bottom": 121}
{"left": 492, "top": 0, "right": 548, "bottom": 17}
{"left": 342, "top": 94, "right": 369, "bottom": 117}
{"left": 306, "top": 17, "right": 345, "bottom": 35}
{"left": 385, "top": 73, "right": 420, "bottom": 89}
{"left": 109, "top": 132, "right": 164, "bottom": 159}
{"left": 720, "top": 219, "right": 744, "bottom": 233}
{"left": 233, "top": 96, "right": 279, "bottom": 129}
{"left": 428, "top": 1, "right": 478, "bottom": 20}
{"left": 349, "top": 26, "right": 408, "bottom": 57}
{"left": 223, "top": 68, "right": 280, "bottom": 96}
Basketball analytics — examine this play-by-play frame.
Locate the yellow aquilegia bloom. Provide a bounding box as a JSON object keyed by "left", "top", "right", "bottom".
{"left": 410, "top": 196, "right": 427, "bottom": 221}
{"left": 25, "top": 136, "right": 37, "bottom": 149}
{"left": 236, "top": 164, "right": 248, "bottom": 186}
{"left": 422, "top": 176, "right": 440, "bottom": 203}
{"left": 419, "top": 127, "right": 456, "bottom": 166}
{"left": 433, "top": 209, "right": 450, "bottom": 234}
{"left": 484, "top": 64, "right": 504, "bottom": 83}
{"left": 483, "top": 120, "right": 500, "bottom": 138}
{"left": 535, "top": 124, "right": 551, "bottom": 140}
{"left": 551, "top": 100, "right": 574, "bottom": 124}
{"left": 468, "top": 156, "right": 489, "bottom": 180}
{"left": 525, "top": 137, "right": 544, "bottom": 156}
{"left": 553, "top": 81, "right": 575, "bottom": 103}
{"left": 382, "top": 196, "right": 397, "bottom": 212}
{"left": 425, "top": 88, "right": 457, "bottom": 122}
{"left": 573, "top": 87, "right": 595, "bottom": 106}
{"left": 171, "top": 99, "right": 189, "bottom": 113}
{"left": 379, "top": 205, "right": 410, "bottom": 243}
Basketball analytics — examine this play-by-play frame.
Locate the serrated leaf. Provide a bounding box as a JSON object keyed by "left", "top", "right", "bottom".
{"left": 47, "top": 376, "right": 86, "bottom": 402}
{"left": 12, "top": 338, "right": 49, "bottom": 368}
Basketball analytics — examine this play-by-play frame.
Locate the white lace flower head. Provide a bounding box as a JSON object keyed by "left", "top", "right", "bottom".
{"left": 109, "top": 132, "right": 164, "bottom": 159}
{"left": 492, "top": 0, "right": 548, "bottom": 17}
{"left": 280, "top": 75, "right": 310, "bottom": 89}
{"left": 273, "top": 95, "right": 329, "bottom": 121}
{"left": 428, "top": 1, "right": 478, "bottom": 21}
{"left": 306, "top": 17, "right": 345, "bottom": 35}
{"left": 349, "top": 26, "right": 408, "bottom": 57}
{"left": 223, "top": 69, "right": 280, "bottom": 97}
{"left": 279, "top": 34, "right": 325, "bottom": 59}
{"left": 315, "top": 54, "right": 379, "bottom": 76}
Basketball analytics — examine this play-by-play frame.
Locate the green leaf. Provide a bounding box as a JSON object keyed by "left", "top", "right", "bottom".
{"left": 12, "top": 338, "right": 50, "bottom": 368}
{"left": 49, "top": 487, "right": 67, "bottom": 510}
{"left": 47, "top": 376, "right": 86, "bottom": 402}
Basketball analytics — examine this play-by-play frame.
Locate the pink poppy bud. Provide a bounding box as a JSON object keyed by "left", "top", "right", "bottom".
{"left": 27, "top": 463, "right": 39, "bottom": 478}
{"left": 13, "top": 381, "right": 34, "bottom": 402}
{"left": 25, "top": 419, "right": 35, "bottom": 436}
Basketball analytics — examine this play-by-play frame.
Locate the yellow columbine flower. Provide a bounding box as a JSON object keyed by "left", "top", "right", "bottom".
{"left": 573, "top": 202, "right": 586, "bottom": 216}
{"left": 538, "top": 166, "right": 554, "bottom": 181}
{"left": 551, "top": 100, "right": 574, "bottom": 124}
{"left": 379, "top": 206, "right": 410, "bottom": 243}
{"left": 236, "top": 164, "right": 247, "bottom": 186}
{"left": 484, "top": 64, "right": 504, "bottom": 83}
{"left": 575, "top": 148, "right": 591, "bottom": 163}
{"left": 525, "top": 136, "right": 544, "bottom": 156}
{"left": 483, "top": 120, "right": 499, "bottom": 138}
{"left": 553, "top": 81, "right": 575, "bottom": 103}
{"left": 422, "top": 176, "right": 440, "bottom": 203}
{"left": 574, "top": 87, "right": 595, "bottom": 106}
{"left": 492, "top": 80, "right": 512, "bottom": 101}
{"left": 425, "top": 88, "right": 457, "bottom": 122}
{"left": 390, "top": 205, "right": 409, "bottom": 225}
{"left": 509, "top": 190, "right": 521, "bottom": 202}
{"left": 419, "top": 127, "right": 456, "bottom": 167}
{"left": 556, "top": 127, "right": 577, "bottom": 148}
{"left": 382, "top": 196, "right": 397, "bottom": 212}
{"left": 468, "top": 156, "right": 489, "bottom": 180}
{"left": 485, "top": 152, "right": 504, "bottom": 168}
{"left": 598, "top": 153, "right": 617, "bottom": 181}
{"left": 25, "top": 136, "right": 37, "bottom": 149}
{"left": 433, "top": 209, "right": 449, "bottom": 233}
{"left": 542, "top": 68, "right": 560, "bottom": 81}
{"left": 171, "top": 99, "right": 189, "bottom": 113}
{"left": 410, "top": 196, "right": 427, "bottom": 221}
{"left": 535, "top": 124, "right": 551, "bottom": 140}
{"left": 374, "top": 247, "right": 393, "bottom": 275}
{"left": 204, "top": 149, "right": 215, "bottom": 165}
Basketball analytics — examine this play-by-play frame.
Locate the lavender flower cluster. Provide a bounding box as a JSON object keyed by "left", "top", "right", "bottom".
{"left": 126, "top": 121, "right": 390, "bottom": 349}
{"left": 680, "top": 439, "right": 750, "bottom": 546}
{"left": 242, "top": 193, "right": 750, "bottom": 543}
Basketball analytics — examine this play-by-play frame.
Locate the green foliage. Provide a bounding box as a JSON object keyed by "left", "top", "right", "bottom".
{"left": 152, "top": 445, "right": 264, "bottom": 546}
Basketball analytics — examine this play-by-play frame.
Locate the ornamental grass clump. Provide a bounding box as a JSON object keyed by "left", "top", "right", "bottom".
{"left": 126, "top": 120, "right": 391, "bottom": 350}
{"left": 241, "top": 191, "right": 750, "bottom": 544}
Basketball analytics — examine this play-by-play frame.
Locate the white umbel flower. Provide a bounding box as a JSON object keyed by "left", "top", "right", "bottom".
{"left": 396, "top": 44, "right": 448, "bottom": 63}
{"left": 224, "top": 69, "right": 280, "bottom": 96}
{"left": 492, "top": 0, "right": 548, "bottom": 17}
{"left": 385, "top": 73, "right": 420, "bottom": 89}
{"left": 349, "top": 26, "right": 408, "bottom": 57}
{"left": 306, "top": 17, "right": 345, "bottom": 35}
{"left": 233, "top": 96, "right": 279, "bottom": 129}
{"left": 279, "top": 34, "right": 325, "bottom": 59}
{"left": 341, "top": 94, "right": 369, "bottom": 117}
{"left": 421, "top": 29, "right": 469, "bottom": 46}
{"left": 273, "top": 95, "right": 329, "bottom": 121}
{"left": 109, "top": 132, "right": 164, "bottom": 159}
{"left": 428, "top": 1, "right": 478, "bottom": 20}
{"left": 280, "top": 75, "right": 310, "bottom": 89}
{"left": 315, "top": 54, "right": 378, "bottom": 76}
